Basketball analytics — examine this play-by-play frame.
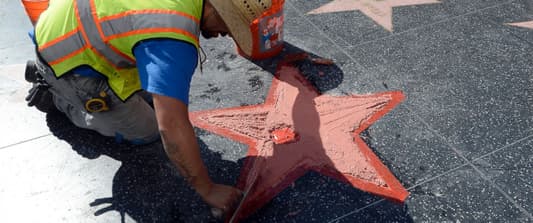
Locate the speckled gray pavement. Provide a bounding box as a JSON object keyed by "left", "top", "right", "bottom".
{"left": 1, "top": 0, "right": 532, "bottom": 222}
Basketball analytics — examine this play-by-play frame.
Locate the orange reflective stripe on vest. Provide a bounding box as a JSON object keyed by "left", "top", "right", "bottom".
{"left": 75, "top": 0, "right": 135, "bottom": 68}
{"left": 100, "top": 11, "right": 200, "bottom": 40}
{"left": 39, "top": 0, "right": 200, "bottom": 69}
{"left": 38, "top": 29, "right": 87, "bottom": 65}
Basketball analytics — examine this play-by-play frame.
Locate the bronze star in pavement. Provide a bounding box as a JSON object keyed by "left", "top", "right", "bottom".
{"left": 190, "top": 65, "right": 408, "bottom": 222}
{"left": 508, "top": 20, "right": 533, "bottom": 29}
{"left": 308, "top": 0, "right": 440, "bottom": 32}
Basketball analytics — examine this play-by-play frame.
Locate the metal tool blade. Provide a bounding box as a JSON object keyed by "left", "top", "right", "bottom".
{"left": 228, "top": 158, "right": 262, "bottom": 223}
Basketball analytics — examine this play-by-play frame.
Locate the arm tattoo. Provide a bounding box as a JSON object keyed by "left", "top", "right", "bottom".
{"left": 160, "top": 130, "right": 197, "bottom": 184}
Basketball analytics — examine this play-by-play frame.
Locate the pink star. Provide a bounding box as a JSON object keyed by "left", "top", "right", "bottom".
{"left": 308, "top": 0, "right": 440, "bottom": 32}
{"left": 190, "top": 65, "right": 408, "bottom": 222}
{"left": 508, "top": 20, "right": 533, "bottom": 29}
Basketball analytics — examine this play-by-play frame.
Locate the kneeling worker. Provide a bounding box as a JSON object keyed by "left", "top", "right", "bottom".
{"left": 24, "top": 0, "right": 279, "bottom": 215}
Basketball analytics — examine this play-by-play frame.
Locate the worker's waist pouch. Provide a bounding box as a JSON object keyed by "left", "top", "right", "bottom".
{"left": 34, "top": 58, "right": 115, "bottom": 113}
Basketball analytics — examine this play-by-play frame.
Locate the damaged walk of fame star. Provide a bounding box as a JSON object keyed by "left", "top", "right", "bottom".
{"left": 508, "top": 20, "right": 533, "bottom": 29}
{"left": 308, "top": 0, "right": 440, "bottom": 32}
{"left": 190, "top": 65, "right": 409, "bottom": 222}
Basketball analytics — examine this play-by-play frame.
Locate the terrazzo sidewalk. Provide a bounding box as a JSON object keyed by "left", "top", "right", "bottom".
{"left": 0, "top": 0, "right": 531, "bottom": 222}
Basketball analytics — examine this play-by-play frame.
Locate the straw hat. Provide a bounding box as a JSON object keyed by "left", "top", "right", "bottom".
{"left": 208, "top": 0, "right": 272, "bottom": 56}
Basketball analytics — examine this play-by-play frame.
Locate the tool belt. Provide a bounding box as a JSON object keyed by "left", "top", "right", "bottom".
{"left": 84, "top": 91, "right": 110, "bottom": 113}
{"left": 25, "top": 60, "right": 112, "bottom": 113}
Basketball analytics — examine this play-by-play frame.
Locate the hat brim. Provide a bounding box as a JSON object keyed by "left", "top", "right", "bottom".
{"left": 208, "top": 0, "right": 253, "bottom": 56}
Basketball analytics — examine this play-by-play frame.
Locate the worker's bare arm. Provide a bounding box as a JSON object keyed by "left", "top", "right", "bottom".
{"left": 152, "top": 94, "right": 242, "bottom": 213}
{"left": 153, "top": 94, "right": 212, "bottom": 195}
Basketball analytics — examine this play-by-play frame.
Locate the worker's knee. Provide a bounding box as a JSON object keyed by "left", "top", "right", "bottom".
{"left": 91, "top": 94, "right": 159, "bottom": 144}
{"left": 33, "top": 59, "right": 160, "bottom": 144}
{"left": 114, "top": 131, "right": 159, "bottom": 145}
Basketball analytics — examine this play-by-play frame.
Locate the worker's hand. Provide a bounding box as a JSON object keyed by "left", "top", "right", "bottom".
{"left": 200, "top": 183, "right": 243, "bottom": 216}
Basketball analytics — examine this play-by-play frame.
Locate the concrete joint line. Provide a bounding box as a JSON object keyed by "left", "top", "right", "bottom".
{"left": 486, "top": 17, "right": 533, "bottom": 47}
{"left": 323, "top": 73, "right": 532, "bottom": 222}
{"left": 405, "top": 104, "right": 533, "bottom": 220}
{"left": 469, "top": 163, "right": 533, "bottom": 220}
{"left": 0, "top": 134, "right": 52, "bottom": 150}
{"left": 325, "top": 162, "right": 469, "bottom": 222}
{"left": 471, "top": 134, "right": 533, "bottom": 163}
{"left": 342, "top": 0, "right": 516, "bottom": 49}
{"left": 327, "top": 199, "right": 386, "bottom": 223}
{"left": 285, "top": 1, "right": 368, "bottom": 73}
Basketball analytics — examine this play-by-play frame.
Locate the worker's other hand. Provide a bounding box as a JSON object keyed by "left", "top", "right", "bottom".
{"left": 200, "top": 183, "right": 242, "bottom": 216}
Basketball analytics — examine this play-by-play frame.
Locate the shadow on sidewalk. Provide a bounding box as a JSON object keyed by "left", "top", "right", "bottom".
{"left": 45, "top": 110, "right": 242, "bottom": 222}
{"left": 251, "top": 43, "right": 345, "bottom": 94}
{"left": 42, "top": 42, "right": 412, "bottom": 222}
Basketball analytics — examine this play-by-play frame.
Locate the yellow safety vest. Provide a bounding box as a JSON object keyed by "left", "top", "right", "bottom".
{"left": 35, "top": 0, "right": 202, "bottom": 100}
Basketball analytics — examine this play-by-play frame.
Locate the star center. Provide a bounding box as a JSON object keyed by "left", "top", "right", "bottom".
{"left": 270, "top": 127, "right": 298, "bottom": 144}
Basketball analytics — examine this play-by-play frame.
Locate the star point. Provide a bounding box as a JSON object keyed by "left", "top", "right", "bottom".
{"left": 308, "top": 0, "right": 440, "bottom": 32}
{"left": 508, "top": 20, "right": 533, "bottom": 29}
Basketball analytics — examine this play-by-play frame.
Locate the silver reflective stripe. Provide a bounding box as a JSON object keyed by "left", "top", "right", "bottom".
{"left": 101, "top": 13, "right": 200, "bottom": 38}
{"left": 40, "top": 31, "right": 86, "bottom": 63}
{"left": 76, "top": 0, "right": 135, "bottom": 68}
